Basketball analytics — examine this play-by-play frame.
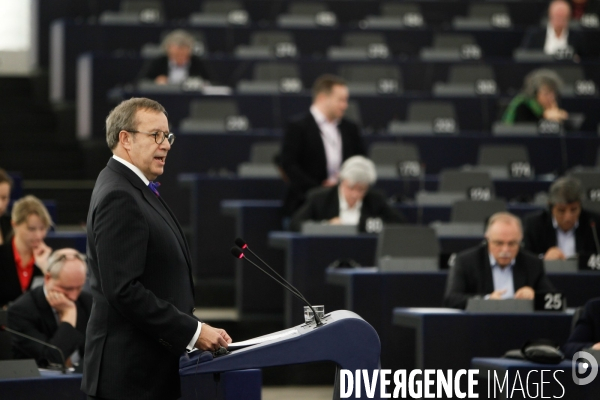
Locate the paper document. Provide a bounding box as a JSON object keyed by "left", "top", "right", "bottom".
{"left": 228, "top": 329, "right": 298, "bottom": 350}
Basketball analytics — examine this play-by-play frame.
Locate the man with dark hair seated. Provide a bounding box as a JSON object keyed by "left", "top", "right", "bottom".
{"left": 523, "top": 176, "right": 600, "bottom": 260}
{"left": 444, "top": 212, "right": 555, "bottom": 309}
{"left": 563, "top": 297, "right": 600, "bottom": 358}
{"left": 290, "top": 156, "right": 404, "bottom": 232}
{"left": 7, "top": 248, "right": 92, "bottom": 368}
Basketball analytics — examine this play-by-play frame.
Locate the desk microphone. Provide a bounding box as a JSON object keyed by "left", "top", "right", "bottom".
{"left": 0, "top": 325, "right": 67, "bottom": 374}
{"left": 590, "top": 220, "right": 600, "bottom": 255}
{"left": 234, "top": 238, "right": 305, "bottom": 300}
{"left": 230, "top": 246, "right": 323, "bottom": 326}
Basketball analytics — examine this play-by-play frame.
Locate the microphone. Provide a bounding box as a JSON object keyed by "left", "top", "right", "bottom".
{"left": 0, "top": 326, "right": 67, "bottom": 374}
{"left": 590, "top": 220, "right": 600, "bottom": 255}
{"left": 230, "top": 247, "right": 323, "bottom": 326}
{"left": 235, "top": 238, "right": 305, "bottom": 300}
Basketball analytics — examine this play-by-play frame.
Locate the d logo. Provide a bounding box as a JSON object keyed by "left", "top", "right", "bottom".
{"left": 572, "top": 351, "right": 599, "bottom": 385}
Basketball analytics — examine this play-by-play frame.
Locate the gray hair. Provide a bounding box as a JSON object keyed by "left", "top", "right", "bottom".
{"left": 522, "top": 69, "right": 563, "bottom": 98}
{"left": 106, "top": 97, "right": 167, "bottom": 150}
{"left": 46, "top": 248, "right": 87, "bottom": 279}
{"left": 485, "top": 212, "right": 523, "bottom": 236}
{"left": 339, "top": 156, "right": 377, "bottom": 186}
{"left": 162, "top": 29, "right": 196, "bottom": 51}
{"left": 549, "top": 176, "right": 583, "bottom": 205}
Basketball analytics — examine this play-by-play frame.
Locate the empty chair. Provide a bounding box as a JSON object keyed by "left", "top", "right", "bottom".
{"left": 277, "top": 2, "right": 336, "bottom": 28}
{"left": 234, "top": 31, "right": 297, "bottom": 59}
{"left": 189, "top": 1, "right": 249, "bottom": 26}
{"left": 453, "top": 3, "right": 512, "bottom": 29}
{"left": 361, "top": 3, "right": 424, "bottom": 29}
{"left": 345, "top": 100, "right": 362, "bottom": 126}
{"left": 388, "top": 101, "right": 459, "bottom": 135}
{"left": 238, "top": 142, "right": 281, "bottom": 177}
{"left": 543, "top": 65, "right": 586, "bottom": 96}
{"left": 328, "top": 33, "right": 390, "bottom": 61}
{"left": 433, "top": 65, "right": 496, "bottom": 97}
{"left": 180, "top": 99, "right": 249, "bottom": 133}
{"left": 583, "top": 200, "right": 600, "bottom": 215}
{"left": 475, "top": 144, "right": 531, "bottom": 179}
{"left": 339, "top": 65, "right": 402, "bottom": 95}
{"left": 237, "top": 63, "right": 301, "bottom": 94}
{"left": 439, "top": 170, "right": 493, "bottom": 194}
{"left": 570, "top": 171, "right": 600, "bottom": 199}
{"left": 420, "top": 34, "right": 480, "bottom": 62}
{"left": 100, "top": 0, "right": 164, "bottom": 24}
{"left": 376, "top": 226, "right": 440, "bottom": 271}
{"left": 451, "top": 199, "right": 507, "bottom": 223}
{"left": 369, "top": 142, "right": 420, "bottom": 178}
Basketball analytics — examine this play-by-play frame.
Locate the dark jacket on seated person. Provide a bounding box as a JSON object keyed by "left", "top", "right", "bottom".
{"left": 290, "top": 185, "right": 405, "bottom": 232}
{"left": 137, "top": 55, "right": 210, "bottom": 83}
{"left": 523, "top": 208, "right": 600, "bottom": 258}
{"left": 502, "top": 95, "right": 545, "bottom": 124}
{"left": 563, "top": 297, "right": 600, "bottom": 359}
{"left": 444, "top": 243, "right": 556, "bottom": 309}
{"left": 521, "top": 26, "right": 588, "bottom": 58}
{"left": 0, "top": 243, "right": 44, "bottom": 308}
{"left": 8, "top": 286, "right": 92, "bottom": 367}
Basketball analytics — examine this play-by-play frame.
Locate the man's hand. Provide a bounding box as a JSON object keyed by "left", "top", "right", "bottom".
{"left": 544, "top": 247, "right": 566, "bottom": 261}
{"left": 329, "top": 217, "right": 342, "bottom": 225}
{"left": 592, "top": 342, "right": 600, "bottom": 350}
{"left": 195, "top": 324, "right": 232, "bottom": 352}
{"left": 514, "top": 286, "right": 535, "bottom": 300}
{"left": 46, "top": 291, "right": 77, "bottom": 327}
{"left": 543, "top": 107, "right": 569, "bottom": 122}
{"left": 488, "top": 289, "right": 507, "bottom": 300}
{"left": 155, "top": 75, "right": 168, "bottom": 85}
{"left": 33, "top": 242, "right": 52, "bottom": 273}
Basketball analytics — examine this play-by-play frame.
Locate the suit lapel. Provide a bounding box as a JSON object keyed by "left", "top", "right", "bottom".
{"left": 107, "top": 159, "right": 193, "bottom": 274}
{"left": 306, "top": 113, "right": 328, "bottom": 176}
{"left": 512, "top": 256, "right": 527, "bottom": 291}
{"left": 480, "top": 246, "right": 495, "bottom": 294}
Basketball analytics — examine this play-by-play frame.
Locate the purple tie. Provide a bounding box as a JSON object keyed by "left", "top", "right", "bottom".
{"left": 148, "top": 181, "right": 161, "bottom": 197}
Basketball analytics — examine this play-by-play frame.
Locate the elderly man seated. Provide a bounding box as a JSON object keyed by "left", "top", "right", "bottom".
{"left": 8, "top": 248, "right": 92, "bottom": 368}
{"left": 444, "top": 212, "right": 555, "bottom": 309}
{"left": 290, "top": 155, "right": 405, "bottom": 232}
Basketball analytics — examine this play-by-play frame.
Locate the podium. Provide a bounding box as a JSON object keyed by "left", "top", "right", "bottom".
{"left": 179, "top": 310, "right": 381, "bottom": 400}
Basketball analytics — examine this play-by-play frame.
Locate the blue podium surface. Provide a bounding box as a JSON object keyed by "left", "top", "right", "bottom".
{"left": 392, "top": 308, "right": 574, "bottom": 372}
{"left": 0, "top": 370, "right": 84, "bottom": 400}
{"left": 180, "top": 310, "right": 381, "bottom": 400}
{"left": 472, "top": 357, "right": 600, "bottom": 400}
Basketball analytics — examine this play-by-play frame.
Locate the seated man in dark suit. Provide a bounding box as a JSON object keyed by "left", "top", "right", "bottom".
{"left": 444, "top": 212, "right": 555, "bottom": 309}
{"left": 7, "top": 248, "right": 91, "bottom": 368}
{"left": 563, "top": 297, "right": 600, "bottom": 358}
{"left": 137, "top": 29, "right": 210, "bottom": 85}
{"left": 521, "top": 0, "right": 588, "bottom": 59}
{"left": 523, "top": 176, "right": 600, "bottom": 260}
{"left": 280, "top": 74, "right": 366, "bottom": 218}
{"left": 290, "top": 156, "right": 405, "bottom": 232}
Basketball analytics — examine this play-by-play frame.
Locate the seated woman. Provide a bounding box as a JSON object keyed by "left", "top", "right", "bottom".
{"left": 0, "top": 168, "right": 12, "bottom": 245}
{"left": 563, "top": 297, "right": 600, "bottom": 358}
{"left": 502, "top": 69, "right": 569, "bottom": 124}
{"left": 137, "top": 29, "right": 210, "bottom": 85}
{"left": 0, "top": 195, "right": 52, "bottom": 308}
{"left": 290, "top": 156, "right": 405, "bottom": 232}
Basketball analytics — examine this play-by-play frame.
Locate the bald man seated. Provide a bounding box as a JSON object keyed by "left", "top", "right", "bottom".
{"left": 444, "top": 212, "right": 556, "bottom": 309}
{"left": 8, "top": 248, "right": 91, "bottom": 368}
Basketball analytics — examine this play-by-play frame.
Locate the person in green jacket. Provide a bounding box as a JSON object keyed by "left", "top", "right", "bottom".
{"left": 503, "top": 69, "right": 569, "bottom": 124}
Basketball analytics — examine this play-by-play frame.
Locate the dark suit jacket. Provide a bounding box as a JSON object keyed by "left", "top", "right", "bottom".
{"left": 290, "top": 185, "right": 405, "bottom": 232}
{"left": 523, "top": 208, "right": 600, "bottom": 257}
{"left": 0, "top": 214, "right": 11, "bottom": 243}
{"left": 7, "top": 286, "right": 92, "bottom": 367}
{"left": 521, "top": 26, "right": 588, "bottom": 57}
{"left": 563, "top": 297, "right": 600, "bottom": 359}
{"left": 280, "top": 112, "right": 366, "bottom": 216}
{"left": 444, "top": 244, "right": 556, "bottom": 309}
{"left": 137, "top": 55, "right": 210, "bottom": 82}
{"left": 82, "top": 158, "right": 198, "bottom": 400}
{"left": 0, "top": 242, "right": 43, "bottom": 308}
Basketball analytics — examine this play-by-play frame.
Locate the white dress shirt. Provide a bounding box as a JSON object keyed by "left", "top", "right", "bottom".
{"left": 553, "top": 217, "right": 578, "bottom": 258}
{"left": 168, "top": 60, "right": 190, "bottom": 84}
{"left": 310, "top": 105, "right": 342, "bottom": 181}
{"left": 487, "top": 253, "right": 516, "bottom": 299}
{"left": 112, "top": 155, "right": 202, "bottom": 351}
{"left": 544, "top": 24, "right": 569, "bottom": 55}
{"left": 338, "top": 186, "right": 362, "bottom": 225}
